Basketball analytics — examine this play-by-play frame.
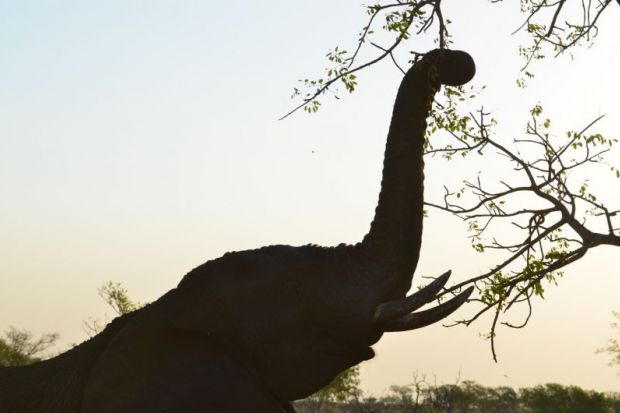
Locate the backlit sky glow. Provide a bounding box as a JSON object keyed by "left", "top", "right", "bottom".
{"left": 1, "top": 1, "right": 619, "bottom": 395}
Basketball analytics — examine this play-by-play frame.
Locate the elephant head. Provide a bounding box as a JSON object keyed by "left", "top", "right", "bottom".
{"left": 0, "top": 49, "right": 476, "bottom": 413}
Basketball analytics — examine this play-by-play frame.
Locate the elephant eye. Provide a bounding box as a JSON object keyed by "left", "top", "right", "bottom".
{"left": 282, "top": 280, "right": 300, "bottom": 296}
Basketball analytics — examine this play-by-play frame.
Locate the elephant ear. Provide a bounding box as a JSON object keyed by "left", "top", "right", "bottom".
{"left": 82, "top": 331, "right": 289, "bottom": 413}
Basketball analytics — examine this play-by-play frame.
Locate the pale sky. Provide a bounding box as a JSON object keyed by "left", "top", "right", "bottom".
{"left": 1, "top": 0, "right": 619, "bottom": 396}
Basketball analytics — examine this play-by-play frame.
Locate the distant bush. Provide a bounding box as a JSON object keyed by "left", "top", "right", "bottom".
{"left": 0, "top": 327, "right": 58, "bottom": 367}
{"left": 295, "top": 380, "right": 620, "bottom": 413}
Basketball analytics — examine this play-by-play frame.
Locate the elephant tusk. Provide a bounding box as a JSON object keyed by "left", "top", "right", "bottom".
{"left": 377, "top": 286, "right": 474, "bottom": 332}
{"left": 372, "top": 270, "right": 452, "bottom": 323}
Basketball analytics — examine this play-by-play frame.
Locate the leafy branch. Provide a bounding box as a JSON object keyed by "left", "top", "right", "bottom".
{"left": 280, "top": 0, "right": 449, "bottom": 119}
{"left": 494, "top": 0, "right": 618, "bottom": 86}
{"left": 424, "top": 104, "right": 619, "bottom": 361}
{"left": 283, "top": 0, "right": 619, "bottom": 117}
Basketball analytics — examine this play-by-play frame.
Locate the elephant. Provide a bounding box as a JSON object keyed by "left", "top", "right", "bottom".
{"left": 0, "top": 48, "right": 476, "bottom": 412}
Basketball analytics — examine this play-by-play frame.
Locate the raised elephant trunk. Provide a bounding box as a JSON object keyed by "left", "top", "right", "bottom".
{"left": 361, "top": 49, "right": 476, "bottom": 296}
{"left": 358, "top": 49, "right": 476, "bottom": 333}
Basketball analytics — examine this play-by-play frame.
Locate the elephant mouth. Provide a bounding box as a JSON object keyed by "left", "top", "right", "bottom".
{"left": 371, "top": 270, "right": 473, "bottom": 332}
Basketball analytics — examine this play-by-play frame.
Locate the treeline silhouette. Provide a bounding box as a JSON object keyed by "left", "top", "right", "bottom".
{"left": 296, "top": 380, "right": 620, "bottom": 413}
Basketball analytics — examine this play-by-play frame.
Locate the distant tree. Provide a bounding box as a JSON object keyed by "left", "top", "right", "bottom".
{"left": 84, "top": 281, "right": 142, "bottom": 336}
{"left": 98, "top": 281, "right": 141, "bottom": 315}
{"left": 425, "top": 382, "right": 475, "bottom": 413}
{"left": 345, "top": 374, "right": 431, "bottom": 413}
{"left": 348, "top": 394, "right": 390, "bottom": 413}
{"left": 485, "top": 386, "right": 519, "bottom": 413}
{"left": 449, "top": 382, "right": 519, "bottom": 413}
{"left": 519, "top": 383, "right": 612, "bottom": 413}
{"left": 0, "top": 327, "right": 58, "bottom": 367}
{"left": 386, "top": 384, "right": 421, "bottom": 412}
{"left": 416, "top": 380, "right": 519, "bottom": 413}
{"left": 302, "top": 366, "right": 361, "bottom": 413}
{"left": 599, "top": 311, "right": 620, "bottom": 376}
{"left": 607, "top": 393, "right": 620, "bottom": 413}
